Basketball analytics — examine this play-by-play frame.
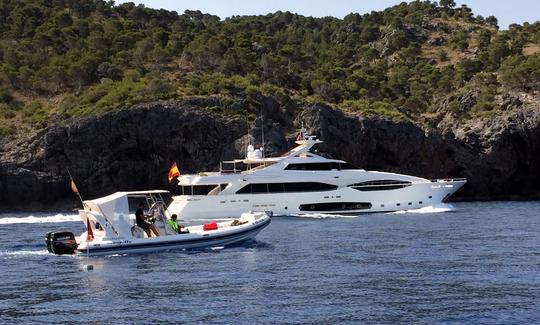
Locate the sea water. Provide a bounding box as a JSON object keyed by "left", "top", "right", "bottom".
{"left": 0, "top": 201, "right": 539, "bottom": 324}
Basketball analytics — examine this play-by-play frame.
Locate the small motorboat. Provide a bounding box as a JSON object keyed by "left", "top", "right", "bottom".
{"left": 45, "top": 190, "right": 271, "bottom": 256}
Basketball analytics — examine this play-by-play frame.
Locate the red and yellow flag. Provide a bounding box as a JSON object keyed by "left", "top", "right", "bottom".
{"left": 168, "top": 162, "right": 180, "bottom": 183}
{"left": 71, "top": 180, "right": 79, "bottom": 193}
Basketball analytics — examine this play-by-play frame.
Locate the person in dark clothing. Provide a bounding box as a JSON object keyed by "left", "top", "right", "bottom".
{"left": 136, "top": 202, "right": 160, "bottom": 237}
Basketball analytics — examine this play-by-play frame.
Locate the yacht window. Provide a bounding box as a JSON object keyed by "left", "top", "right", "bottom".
{"left": 182, "top": 186, "right": 193, "bottom": 195}
{"left": 181, "top": 184, "right": 229, "bottom": 195}
{"left": 268, "top": 183, "right": 284, "bottom": 193}
{"left": 283, "top": 182, "right": 337, "bottom": 192}
{"left": 236, "top": 182, "right": 338, "bottom": 194}
{"left": 348, "top": 180, "right": 411, "bottom": 191}
{"left": 299, "top": 202, "right": 372, "bottom": 211}
{"left": 251, "top": 183, "right": 268, "bottom": 193}
{"left": 236, "top": 184, "right": 252, "bottom": 194}
{"left": 285, "top": 162, "right": 341, "bottom": 171}
{"left": 339, "top": 163, "right": 360, "bottom": 169}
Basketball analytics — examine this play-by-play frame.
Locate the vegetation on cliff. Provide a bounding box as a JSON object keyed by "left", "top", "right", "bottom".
{"left": 1, "top": 0, "right": 540, "bottom": 136}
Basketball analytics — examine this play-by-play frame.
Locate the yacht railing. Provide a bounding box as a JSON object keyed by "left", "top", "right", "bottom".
{"left": 220, "top": 169, "right": 242, "bottom": 174}
{"left": 219, "top": 160, "right": 275, "bottom": 174}
{"left": 219, "top": 161, "right": 241, "bottom": 174}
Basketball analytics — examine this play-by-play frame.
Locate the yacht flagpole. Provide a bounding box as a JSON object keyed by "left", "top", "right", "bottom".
{"left": 67, "top": 168, "right": 93, "bottom": 270}
{"left": 85, "top": 217, "right": 93, "bottom": 269}
{"left": 86, "top": 226, "right": 90, "bottom": 264}
{"left": 66, "top": 168, "right": 85, "bottom": 208}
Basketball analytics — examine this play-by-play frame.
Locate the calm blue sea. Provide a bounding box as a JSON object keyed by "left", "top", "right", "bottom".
{"left": 1, "top": 201, "right": 539, "bottom": 324}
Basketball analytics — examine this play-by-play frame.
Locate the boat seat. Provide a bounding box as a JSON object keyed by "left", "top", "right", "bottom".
{"left": 131, "top": 225, "right": 145, "bottom": 238}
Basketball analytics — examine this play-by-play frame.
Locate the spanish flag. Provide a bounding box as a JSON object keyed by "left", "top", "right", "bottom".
{"left": 71, "top": 179, "right": 79, "bottom": 193}
{"left": 168, "top": 162, "right": 180, "bottom": 183}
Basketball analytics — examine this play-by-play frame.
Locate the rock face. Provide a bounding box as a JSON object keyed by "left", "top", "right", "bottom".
{"left": 1, "top": 97, "right": 539, "bottom": 211}
{"left": 0, "top": 100, "right": 247, "bottom": 210}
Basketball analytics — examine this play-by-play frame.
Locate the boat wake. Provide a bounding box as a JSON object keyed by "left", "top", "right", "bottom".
{"left": 0, "top": 249, "right": 49, "bottom": 256}
{"left": 0, "top": 213, "right": 79, "bottom": 224}
{"left": 388, "top": 203, "right": 455, "bottom": 215}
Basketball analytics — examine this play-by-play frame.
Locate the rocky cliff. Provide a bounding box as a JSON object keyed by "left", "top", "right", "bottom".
{"left": 1, "top": 96, "right": 539, "bottom": 211}
{"left": 0, "top": 100, "right": 247, "bottom": 210}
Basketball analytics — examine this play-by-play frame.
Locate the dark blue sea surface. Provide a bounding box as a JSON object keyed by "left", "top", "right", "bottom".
{"left": 1, "top": 201, "right": 539, "bottom": 324}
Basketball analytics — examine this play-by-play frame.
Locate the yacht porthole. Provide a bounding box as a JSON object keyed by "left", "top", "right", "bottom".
{"left": 284, "top": 206, "right": 288, "bottom": 210}
{"left": 419, "top": 201, "right": 423, "bottom": 204}
{"left": 408, "top": 202, "right": 412, "bottom": 205}
{"left": 310, "top": 205, "right": 315, "bottom": 210}
{"left": 397, "top": 203, "right": 400, "bottom": 206}
{"left": 429, "top": 196, "right": 432, "bottom": 199}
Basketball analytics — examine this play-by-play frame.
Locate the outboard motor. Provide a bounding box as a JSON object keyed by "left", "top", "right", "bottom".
{"left": 45, "top": 231, "right": 77, "bottom": 255}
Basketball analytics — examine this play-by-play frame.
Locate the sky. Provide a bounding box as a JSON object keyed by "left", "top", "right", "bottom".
{"left": 116, "top": 0, "right": 540, "bottom": 29}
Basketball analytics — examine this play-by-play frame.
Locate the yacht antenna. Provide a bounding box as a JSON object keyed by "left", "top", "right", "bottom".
{"left": 297, "top": 121, "right": 307, "bottom": 140}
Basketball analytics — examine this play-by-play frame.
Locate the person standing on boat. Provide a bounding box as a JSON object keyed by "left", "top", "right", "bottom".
{"left": 136, "top": 202, "right": 160, "bottom": 237}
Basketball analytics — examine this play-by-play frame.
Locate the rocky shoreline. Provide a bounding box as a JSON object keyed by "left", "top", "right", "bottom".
{"left": 1, "top": 97, "right": 539, "bottom": 211}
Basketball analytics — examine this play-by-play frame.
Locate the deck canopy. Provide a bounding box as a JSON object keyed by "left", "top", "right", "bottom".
{"left": 83, "top": 190, "right": 169, "bottom": 238}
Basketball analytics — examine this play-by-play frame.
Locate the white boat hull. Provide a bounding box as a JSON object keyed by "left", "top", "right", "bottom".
{"left": 170, "top": 180, "right": 466, "bottom": 219}
{"left": 76, "top": 215, "right": 270, "bottom": 256}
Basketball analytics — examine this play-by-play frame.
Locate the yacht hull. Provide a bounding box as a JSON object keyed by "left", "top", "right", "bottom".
{"left": 170, "top": 179, "right": 466, "bottom": 219}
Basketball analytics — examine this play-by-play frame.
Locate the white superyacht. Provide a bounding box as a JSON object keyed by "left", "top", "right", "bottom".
{"left": 169, "top": 129, "right": 466, "bottom": 218}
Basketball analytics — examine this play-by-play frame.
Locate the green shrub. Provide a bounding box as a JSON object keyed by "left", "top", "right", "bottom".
{"left": 123, "top": 69, "right": 141, "bottom": 82}
{"left": 1, "top": 104, "right": 16, "bottom": 119}
{"left": 0, "top": 123, "right": 12, "bottom": 136}
{"left": 22, "top": 100, "right": 48, "bottom": 125}
{"left": 245, "top": 85, "right": 261, "bottom": 97}
{"left": 341, "top": 99, "right": 406, "bottom": 120}
{"left": 438, "top": 49, "right": 448, "bottom": 61}
{"left": 472, "top": 101, "right": 495, "bottom": 112}
{"left": 59, "top": 94, "right": 77, "bottom": 114}
{"left": 470, "top": 101, "right": 497, "bottom": 118}
{"left": 500, "top": 54, "right": 540, "bottom": 89}
{"left": 403, "top": 95, "right": 427, "bottom": 114}
{"left": 0, "top": 88, "right": 13, "bottom": 103}
{"left": 22, "top": 101, "right": 43, "bottom": 117}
